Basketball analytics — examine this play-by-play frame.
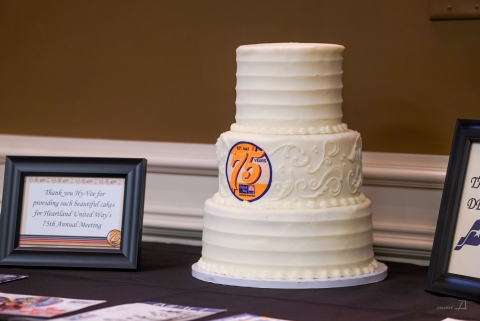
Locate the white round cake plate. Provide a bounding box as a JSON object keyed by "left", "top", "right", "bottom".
{"left": 192, "top": 262, "right": 387, "bottom": 289}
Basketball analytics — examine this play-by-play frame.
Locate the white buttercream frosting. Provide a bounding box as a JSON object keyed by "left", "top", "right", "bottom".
{"left": 199, "top": 198, "right": 376, "bottom": 279}
{"left": 230, "top": 123, "right": 348, "bottom": 135}
{"left": 215, "top": 130, "right": 364, "bottom": 208}
{"left": 212, "top": 192, "right": 366, "bottom": 210}
{"left": 235, "top": 43, "right": 344, "bottom": 133}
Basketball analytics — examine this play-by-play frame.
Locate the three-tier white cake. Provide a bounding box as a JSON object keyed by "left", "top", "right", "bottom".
{"left": 197, "top": 43, "right": 378, "bottom": 280}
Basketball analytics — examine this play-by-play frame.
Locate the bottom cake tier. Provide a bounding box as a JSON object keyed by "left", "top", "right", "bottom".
{"left": 198, "top": 196, "right": 377, "bottom": 280}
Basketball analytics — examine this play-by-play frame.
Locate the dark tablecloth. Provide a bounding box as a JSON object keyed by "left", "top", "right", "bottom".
{"left": 0, "top": 242, "right": 479, "bottom": 321}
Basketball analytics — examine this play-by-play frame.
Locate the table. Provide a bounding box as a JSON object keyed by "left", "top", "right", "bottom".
{"left": 0, "top": 242, "right": 479, "bottom": 321}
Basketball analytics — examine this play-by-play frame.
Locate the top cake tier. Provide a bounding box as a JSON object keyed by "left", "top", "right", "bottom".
{"left": 233, "top": 43, "right": 346, "bottom": 135}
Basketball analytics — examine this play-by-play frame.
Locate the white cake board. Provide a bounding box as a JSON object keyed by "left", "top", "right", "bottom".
{"left": 192, "top": 262, "right": 387, "bottom": 289}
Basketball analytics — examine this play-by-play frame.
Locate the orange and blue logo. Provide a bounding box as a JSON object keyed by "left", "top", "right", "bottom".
{"left": 226, "top": 142, "right": 272, "bottom": 202}
{"left": 107, "top": 229, "right": 121, "bottom": 247}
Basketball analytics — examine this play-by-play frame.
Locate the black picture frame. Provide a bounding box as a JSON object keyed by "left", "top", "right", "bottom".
{"left": 426, "top": 119, "right": 480, "bottom": 301}
{"left": 0, "top": 156, "right": 147, "bottom": 270}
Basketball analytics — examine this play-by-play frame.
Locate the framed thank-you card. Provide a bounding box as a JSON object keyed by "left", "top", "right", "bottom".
{"left": 426, "top": 119, "right": 480, "bottom": 300}
{"left": 0, "top": 156, "right": 147, "bottom": 270}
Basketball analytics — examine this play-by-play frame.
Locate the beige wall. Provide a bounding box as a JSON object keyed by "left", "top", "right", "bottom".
{"left": 1, "top": 0, "right": 479, "bottom": 155}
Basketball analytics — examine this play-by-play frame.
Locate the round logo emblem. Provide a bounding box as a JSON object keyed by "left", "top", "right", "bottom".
{"left": 226, "top": 141, "right": 272, "bottom": 202}
{"left": 107, "top": 229, "right": 121, "bottom": 247}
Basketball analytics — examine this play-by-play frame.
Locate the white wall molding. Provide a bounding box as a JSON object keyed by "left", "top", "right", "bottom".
{"left": 0, "top": 135, "right": 218, "bottom": 176}
{"left": 0, "top": 135, "right": 448, "bottom": 183}
{"left": 0, "top": 134, "right": 448, "bottom": 265}
{"left": 363, "top": 152, "right": 447, "bottom": 189}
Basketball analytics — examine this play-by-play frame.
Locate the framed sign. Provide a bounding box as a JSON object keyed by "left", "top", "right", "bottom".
{"left": 426, "top": 119, "right": 480, "bottom": 301}
{"left": 0, "top": 156, "right": 147, "bottom": 270}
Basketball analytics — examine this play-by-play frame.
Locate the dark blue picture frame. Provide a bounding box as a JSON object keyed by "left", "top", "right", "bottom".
{"left": 0, "top": 156, "right": 147, "bottom": 270}
{"left": 426, "top": 119, "right": 480, "bottom": 301}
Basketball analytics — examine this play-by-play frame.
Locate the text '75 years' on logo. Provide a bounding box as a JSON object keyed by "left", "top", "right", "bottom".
{"left": 226, "top": 142, "right": 272, "bottom": 202}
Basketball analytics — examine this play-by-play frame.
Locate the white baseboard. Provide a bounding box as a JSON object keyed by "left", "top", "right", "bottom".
{"left": 0, "top": 134, "right": 448, "bottom": 265}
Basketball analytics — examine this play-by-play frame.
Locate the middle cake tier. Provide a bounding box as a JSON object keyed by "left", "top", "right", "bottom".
{"left": 215, "top": 130, "right": 364, "bottom": 209}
